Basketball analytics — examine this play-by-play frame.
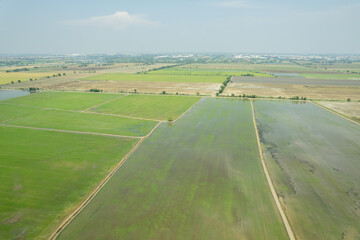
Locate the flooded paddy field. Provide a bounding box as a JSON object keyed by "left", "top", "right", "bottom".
{"left": 253, "top": 100, "right": 360, "bottom": 239}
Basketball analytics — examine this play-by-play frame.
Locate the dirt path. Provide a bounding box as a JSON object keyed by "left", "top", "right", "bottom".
{"left": 310, "top": 101, "right": 360, "bottom": 126}
{"left": 48, "top": 121, "right": 162, "bottom": 240}
{"left": 81, "top": 95, "right": 126, "bottom": 112}
{"left": 82, "top": 110, "right": 163, "bottom": 122}
{"left": 250, "top": 100, "right": 296, "bottom": 240}
{"left": 0, "top": 124, "right": 143, "bottom": 139}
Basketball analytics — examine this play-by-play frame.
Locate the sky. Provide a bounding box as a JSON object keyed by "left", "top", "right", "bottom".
{"left": 0, "top": 0, "right": 359, "bottom": 54}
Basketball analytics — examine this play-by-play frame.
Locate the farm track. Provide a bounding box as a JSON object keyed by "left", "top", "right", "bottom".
{"left": 0, "top": 124, "right": 143, "bottom": 139}
{"left": 250, "top": 100, "right": 296, "bottom": 240}
{"left": 48, "top": 121, "right": 162, "bottom": 240}
{"left": 310, "top": 101, "right": 360, "bottom": 126}
{"left": 81, "top": 95, "right": 126, "bottom": 112}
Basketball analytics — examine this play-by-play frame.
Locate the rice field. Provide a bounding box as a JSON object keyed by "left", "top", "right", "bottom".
{"left": 89, "top": 95, "right": 201, "bottom": 121}
{"left": 0, "top": 126, "right": 138, "bottom": 240}
{"left": 57, "top": 98, "right": 288, "bottom": 240}
{"left": 253, "top": 100, "right": 360, "bottom": 239}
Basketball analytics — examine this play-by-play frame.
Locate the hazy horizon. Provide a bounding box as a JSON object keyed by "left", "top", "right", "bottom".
{"left": 1, "top": 0, "right": 360, "bottom": 54}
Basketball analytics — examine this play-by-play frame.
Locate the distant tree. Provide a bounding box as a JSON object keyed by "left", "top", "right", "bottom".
{"left": 29, "top": 78, "right": 33, "bottom": 81}
{"left": 134, "top": 89, "right": 137, "bottom": 93}
{"left": 196, "top": 92, "right": 200, "bottom": 96}
{"left": 17, "top": 80, "right": 21, "bottom": 83}
{"left": 63, "top": 73, "right": 66, "bottom": 76}
{"left": 89, "top": 88, "right": 102, "bottom": 92}
{"left": 168, "top": 117, "right": 173, "bottom": 122}
{"left": 347, "top": 98, "right": 351, "bottom": 102}
{"left": 29, "top": 87, "right": 39, "bottom": 93}
{"left": 231, "top": 93, "right": 235, "bottom": 97}
{"left": 162, "top": 90, "right": 166, "bottom": 95}
{"left": 58, "top": 73, "right": 61, "bottom": 76}
{"left": 216, "top": 93, "right": 219, "bottom": 96}
{"left": 176, "top": 92, "right": 179, "bottom": 95}
{"left": 11, "top": 81, "right": 14, "bottom": 84}
{"left": 53, "top": 74, "right": 56, "bottom": 77}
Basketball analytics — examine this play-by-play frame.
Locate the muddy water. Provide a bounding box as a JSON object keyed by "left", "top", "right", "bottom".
{"left": 0, "top": 90, "right": 30, "bottom": 101}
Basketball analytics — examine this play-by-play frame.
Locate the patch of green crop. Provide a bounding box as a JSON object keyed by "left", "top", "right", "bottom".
{"left": 90, "top": 95, "right": 201, "bottom": 121}
{"left": 0, "top": 126, "right": 137, "bottom": 240}
{"left": 0, "top": 103, "right": 42, "bottom": 122}
{"left": 3, "top": 92, "right": 121, "bottom": 111}
{"left": 5, "top": 109, "right": 157, "bottom": 137}
{"left": 58, "top": 98, "right": 288, "bottom": 240}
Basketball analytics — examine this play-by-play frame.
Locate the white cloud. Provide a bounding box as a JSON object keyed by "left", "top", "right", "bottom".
{"left": 213, "top": 1, "right": 253, "bottom": 8}
{"left": 65, "top": 11, "right": 156, "bottom": 30}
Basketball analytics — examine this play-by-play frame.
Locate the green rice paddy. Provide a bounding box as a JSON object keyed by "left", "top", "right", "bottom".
{"left": 3, "top": 92, "right": 121, "bottom": 111}
{"left": 90, "top": 95, "right": 201, "bottom": 121}
{"left": 0, "top": 126, "right": 137, "bottom": 240}
{"left": 57, "top": 98, "right": 288, "bottom": 240}
{"left": 5, "top": 109, "right": 157, "bottom": 137}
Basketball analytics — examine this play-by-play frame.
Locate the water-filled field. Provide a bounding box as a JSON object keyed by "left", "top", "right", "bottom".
{"left": 58, "top": 98, "right": 288, "bottom": 240}
{"left": 0, "top": 90, "right": 30, "bottom": 101}
{"left": 253, "top": 100, "right": 360, "bottom": 239}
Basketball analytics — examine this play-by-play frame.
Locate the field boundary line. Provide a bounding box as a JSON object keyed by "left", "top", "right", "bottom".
{"left": 48, "top": 121, "right": 162, "bottom": 240}
{"left": 173, "top": 97, "right": 202, "bottom": 123}
{"left": 310, "top": 101, "right": 360, "bottom": 126}
{"left": 0, "top": 124, "right": 142, "bottom": 139}
{"left": 82, "top": 110, "right": 163, "bottom": 122}
{"left": 250, "top": 100, "right": 296, "bottom": 240}
{"left": 81, "top": 95, "right": 127, "bottom": 112}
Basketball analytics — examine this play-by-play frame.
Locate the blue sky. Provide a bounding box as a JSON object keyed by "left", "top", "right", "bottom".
{"left": 0, "top": 0, "right": 359, "bottom": 54}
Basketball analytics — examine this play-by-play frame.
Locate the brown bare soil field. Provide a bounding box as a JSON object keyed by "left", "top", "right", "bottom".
{"left": 7, "top": 78, "right": 220, "bottom": 95}
{"left": 232, "top": 76, "right": 360, "bottom": 86}
{"left": 317, "top": 101, "right": 360, "bottom": 122}
{"left": 224, "top": 82, "right": 360, "bottom": 100}
{"left": 0, "top": 63, "right": 173, "bottom": 87}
